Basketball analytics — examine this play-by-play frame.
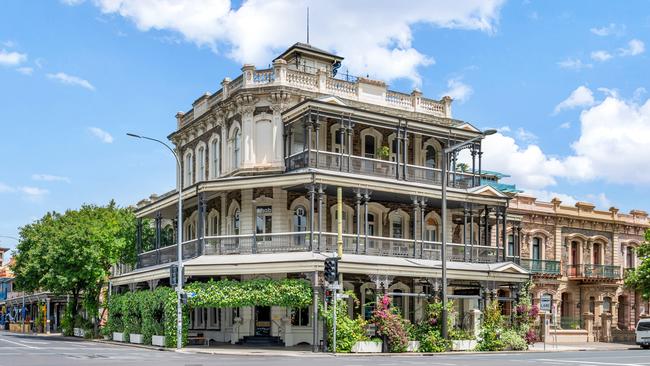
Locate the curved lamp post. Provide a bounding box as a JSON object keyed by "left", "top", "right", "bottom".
{"left": 127, "top": 133, "right": 184, "bottom": 349}
{"left": 440, "top": 128, "right": 496, "bottom": 339}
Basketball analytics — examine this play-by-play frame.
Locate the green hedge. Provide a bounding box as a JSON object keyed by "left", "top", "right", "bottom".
{"left": 105, "top": 278, "right": 312, "bottom": 347}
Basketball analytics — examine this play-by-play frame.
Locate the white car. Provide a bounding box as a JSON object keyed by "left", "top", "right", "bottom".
{"left": 637, "top": 318, "right": 650, "bottom": 349}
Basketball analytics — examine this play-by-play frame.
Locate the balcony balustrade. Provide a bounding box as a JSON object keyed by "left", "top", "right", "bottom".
{"left": 129, "top": 231, "right": 505, "bottom": 272}
{"left": 519, "top": 259, "right": 561, "bottom": 275}
{"left": 565, "top": 264, "right": 621, "bottom": 279}
{"left": 285, "top": 150, "right": 479, "bottom": 189}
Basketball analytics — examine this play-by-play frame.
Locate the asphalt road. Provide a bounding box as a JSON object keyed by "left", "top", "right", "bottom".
{"left": 0, "top": 331, "right": 648, "bottom": 366}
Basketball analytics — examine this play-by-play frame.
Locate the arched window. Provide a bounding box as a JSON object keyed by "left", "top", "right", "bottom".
{"left": 293, "top": 206, "right": 307, "bottom": 246}
{"left": 293, "top": 206, "right": 307, "bottom": 232}
{"left": 364, "top": 135, "right": 375, "bottom": 159}
{"left": 363, "top": 287, "right": 376, "bottom": 320}
{"left": 391, "top": 215, "right": 403, "bottom": 239}
{"left": 603, "top": 297, "right": 612, "bottom": 313}
{"left": 367, "top": 213, "right": 376, "bottom": 236}
{"left": 507, "top": 234, "right": 515, "bottom": 258}
{"left": 571, "top": 241, "right": 579, "bottom": 265}
{"left": 627, "top": 246, "right": 635, "bottom": 268}
{"left": 392, "top": 289, "right": 404, "bottom": 317}
{"left": 184, "top": 152, "right": 194, "bottom": 187}
{"left": 197, "top": 146, "right": 205, "bottom": 181}
{"left": 211, "top": 138, "right": 220, "bottom": 178}
{"left": 532, "top": 237, "right": 541, "bottom": 260}
{"left": 232, "top": 208, "right": 240, "bottom": 235}
{"left": 593, "top": 243, "right": 601, "bottom": 265}
{"left": 232, "top": 128, "right": 241, "bottom": 169}
{"left": 425, "top": 145, "right": 436, "bottom": 168}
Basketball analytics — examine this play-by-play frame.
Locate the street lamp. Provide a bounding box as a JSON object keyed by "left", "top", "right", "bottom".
{"left": 440, "top": 129, "right": 496, "bottom": 339}
{"left": 127, "top": 133, "right": 184, "bottom": 349}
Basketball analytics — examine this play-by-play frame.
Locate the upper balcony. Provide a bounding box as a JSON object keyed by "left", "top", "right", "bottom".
{"left": 176, "top": 43, "right": 452, "bottom": 130}
{"left": 519, "top": 258, "right": 561, "bottom": 276}
{"left": 566, "top": 264, "right": 621, "bottom": 280}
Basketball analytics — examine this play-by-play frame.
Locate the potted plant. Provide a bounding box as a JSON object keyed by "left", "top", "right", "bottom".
{"left": 375, "top": 145, "right": 392, "bottom": 175}
{"left": 352, "top": 337, "right": 383, "bottom": 353}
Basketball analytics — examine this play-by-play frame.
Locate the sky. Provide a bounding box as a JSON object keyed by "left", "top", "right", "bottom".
{"left": 1, "top": 0, "right": 650, "bottom": 260}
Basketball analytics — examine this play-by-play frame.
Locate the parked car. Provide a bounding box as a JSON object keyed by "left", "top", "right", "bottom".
{"left": 636, "top": 318, "right": 650, "bottom": 349}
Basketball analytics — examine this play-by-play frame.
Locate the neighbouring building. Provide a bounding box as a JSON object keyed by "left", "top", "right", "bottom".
{"left": 111, "top": 42, "right": 542, "bottom": 348}
{"left": 507, "top": 194, "right": 649, "bottom": 342}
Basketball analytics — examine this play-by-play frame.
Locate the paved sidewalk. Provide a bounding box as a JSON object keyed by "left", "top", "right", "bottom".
{"left": 529, "top": 341, "right": 635, "bottom": 352}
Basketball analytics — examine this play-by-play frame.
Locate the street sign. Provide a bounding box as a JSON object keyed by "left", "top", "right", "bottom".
{"left": 328, "top": 282, "right": 341, "bottom": 290}
{"left": 336, "top": 293, "right": 349, "bottom": 300}
{"left": 540, "top": 293, "right": 552, "bottom": 312}
{"left": 187, "top": 292, "right": 197, "bottom": 298}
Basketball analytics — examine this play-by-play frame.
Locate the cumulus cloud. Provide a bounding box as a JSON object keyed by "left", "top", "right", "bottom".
{"left": 32, "top": 174, "right": 71, "bottom": 183}
{"left": 557, "top": 58, "right": 592, "bottom": 71}
{"left": 515, "top": 128, "right": 537, "bottom": 143}
{"left": 559, "top": 122, "right": 571, "bottom": 129}
{"left": 554, "top": 86, "right": 595, "bottom": 114}
{"left": 590, "top": 23, "right": 625, "bottom": 37}
{"left": 0, "top": 49, "right": 27, "bottom": 66}
{"left": 0, "top": 182, "right": 15, "bottom": 193}
{"left": 473, "top": 89, "right": 650, "bottom": 198}
{"left": 441, "top": 77, "right": 473, "bottom": 103}
{"left": 523, "top": 189, "right": 578, "bottom": 206}
{"left": 46, "top": 72, "right": 95, "bottom": 90}
{"left": 590, "top": 50, "right": 612, "bottom": 62}
{"left": 61, "top": 0, "right": 85, "bottom": 4}
{"left": 618, "top": 39, "right": 645, "bottom": 56}
{"left": 88, "top": 127, "right": 114, "bottom": 143}
{"left": 87, "top": 0, "right": 505, "bottom": 84}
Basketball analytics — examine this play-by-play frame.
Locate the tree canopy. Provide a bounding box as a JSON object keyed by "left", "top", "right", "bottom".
{"left": 625, "top": 229, "right": 650, "bottom": 300}
{"left": 11, "top": 201, "right": 137, "bottom": 317}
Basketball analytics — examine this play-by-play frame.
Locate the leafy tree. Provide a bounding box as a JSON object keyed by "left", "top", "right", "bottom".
{"left": 456, "top": 163, "right": 469, "bottom": 172}
{"left": 625, "top": 229, "right": 650, "bottom": 300}
{"left": 11, "top": 201, "right": 137, "bottom": 335}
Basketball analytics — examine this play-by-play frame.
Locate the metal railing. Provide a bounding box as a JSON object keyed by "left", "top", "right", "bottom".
{"left": 286, "top": 150, "right": 479, "bottom": 189}
{"left": 565, "top": 264, "right": 621, "bottom": 279}
{"left": 519, "top": 259, "right": 561, "bottom": 275}
{"left": 132, "top": 231, "right": 509, "bottom": 272}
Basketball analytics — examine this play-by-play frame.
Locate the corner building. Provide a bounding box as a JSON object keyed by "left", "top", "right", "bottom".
{"left": 112, "top": 43, "right": 530, "bottom": 347}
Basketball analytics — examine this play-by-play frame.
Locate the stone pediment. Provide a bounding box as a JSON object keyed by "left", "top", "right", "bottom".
{"left": 317, "top": 95, "right": 349, "bottom": 106}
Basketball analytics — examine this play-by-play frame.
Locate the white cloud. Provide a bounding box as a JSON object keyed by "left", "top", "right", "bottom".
{"left": 19, "top": 187, "right": 49, "bottom": 201}
{"left": 88, "top": 127, "right": 114, "bottom": 143}
{"left": 46, "top": 72, "right": 95, "bottom": 91}
{"left": 590, "top": 23, "right": 625, "bottom": 37}
{"left": 559, "top": 122, "right": 571, "bottom": 129}
{"left": 16, "top": 66, "right": 33, "bottom": 75}
{"left": 554, "top": 85, "right": 595, "bottom": 114}
{"left": 1, "top": 40, "right": 16, "bottom": 48}
{"left": 474, "top": 90, "right": 650, "bottom": 195}
{"left": 586, "top": 193, "right": 611, "bottom": 209}
{"left": 515, "top": 127, "right": 537, "bottom": 143}
{"left": 523, "top": 189, "right": 578, "bottom": 206}
{"left": 89, "top": 0, "right": 505, "bottom": 84}
{"left": 441, "top": 77, "right": 473, "bottom": 103}
{"left": 557, "top": 58, "right": 592, "bottom": 71}
{"left": 590, "top": 50, "right": 612, "bottom": 62}
{"left": 61, "top": 0, "right": 85, "bottom": 5}
{"left": 32, "top": 174, "right": 71, "bottom": 183}
{"left": 0, "top": 182, "right": 15, "bottom": 193}
{"left": 0, "top": 49, "right": 27, "bottom": 66}
{"left": 618, "top": 39, "right": 645, "bottom": 56}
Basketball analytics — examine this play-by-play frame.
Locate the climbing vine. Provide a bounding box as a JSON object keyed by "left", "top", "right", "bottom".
{"left": 104, "top": 279, "right": 312, "bottom": 347}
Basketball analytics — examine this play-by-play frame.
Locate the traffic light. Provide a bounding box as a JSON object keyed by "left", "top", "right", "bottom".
{"left": 324, "top": 257, "right": 338, "bottom": 283}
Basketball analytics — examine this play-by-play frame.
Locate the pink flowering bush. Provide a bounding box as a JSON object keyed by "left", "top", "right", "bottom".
{"left": 372, "top": 294, "right": 408, "bottom": 353}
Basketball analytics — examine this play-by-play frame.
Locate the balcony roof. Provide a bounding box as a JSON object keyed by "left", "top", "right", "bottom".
{"left": 274, "top": 42, "right": 344, "bottom": 63}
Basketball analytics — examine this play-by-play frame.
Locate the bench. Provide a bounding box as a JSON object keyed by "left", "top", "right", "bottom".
{"left": 187, "top": 331, "right": 206, "bottom": 346}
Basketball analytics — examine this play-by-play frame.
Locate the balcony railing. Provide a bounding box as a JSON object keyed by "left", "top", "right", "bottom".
{"left": 519, "top": 259, "right": 561, "bottom": 275}
{"left": 565, "top": 264, "right": 621, "bottom": 279}
{"left": 286, "top": 150, "right": 479, "bottom": 189}
{"left": 131, "top": 231, "right": 507, "bottom": 272}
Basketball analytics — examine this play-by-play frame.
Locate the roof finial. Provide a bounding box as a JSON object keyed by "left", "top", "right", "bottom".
{"left": 306, "top": 7, "right": 310, "bottom": 44}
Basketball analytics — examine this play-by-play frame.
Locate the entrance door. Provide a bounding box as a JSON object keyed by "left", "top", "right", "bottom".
{"left": 254, "top": 306, "right": 271, "bottom": 336}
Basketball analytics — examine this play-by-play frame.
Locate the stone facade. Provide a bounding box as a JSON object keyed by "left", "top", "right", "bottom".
{"left": 509, "top": 194, "right": 649, "bottom": 341}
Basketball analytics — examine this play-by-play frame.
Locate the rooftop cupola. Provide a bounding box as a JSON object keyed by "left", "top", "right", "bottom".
{"left": 274, "top": 42, "right": 344, "bottom": 77}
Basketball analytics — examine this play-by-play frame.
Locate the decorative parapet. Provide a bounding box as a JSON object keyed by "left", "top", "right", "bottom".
{"left": 176, "top": 62, "right": 449, "bottom": 128}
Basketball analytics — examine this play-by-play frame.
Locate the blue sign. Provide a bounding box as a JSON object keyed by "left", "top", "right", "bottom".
{"left": 187, "top": 292, "right": 197, "bottom": 298}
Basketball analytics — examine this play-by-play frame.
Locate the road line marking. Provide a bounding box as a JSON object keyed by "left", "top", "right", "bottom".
{"left": 537, "top": 359, "right": 644, "bottom": 366}
{"left": 0, "top": 337, "right": 38, "bottom": 349}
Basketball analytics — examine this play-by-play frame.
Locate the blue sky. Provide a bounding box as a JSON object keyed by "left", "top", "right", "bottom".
{"left": 1, "top": 0, "right": 650, "bottom": 259}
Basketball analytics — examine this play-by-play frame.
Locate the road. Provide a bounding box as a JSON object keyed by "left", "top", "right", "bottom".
{"left": 0, "top": 331, "right": 648, "bottom": 366}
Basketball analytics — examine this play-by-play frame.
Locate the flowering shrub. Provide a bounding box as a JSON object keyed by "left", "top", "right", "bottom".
{"left": 501, "top": 329, "right": 528, "bottom": 351}
{"left": 321, "top": 292, "right": 368, "bottom": 353}
{"left": 412, "top": 299, "right": 453, "bottom": 352}
{"left": 372, "top": 295, "right": 409, "bottom": 353}
{"left": 476, "top": 300, "right": 505, "bottom": 351}
{"left": 525, "top": 328, "right": 538, "bottom": 344}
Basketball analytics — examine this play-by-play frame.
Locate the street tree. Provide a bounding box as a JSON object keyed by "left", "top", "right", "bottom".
{"left": 625, "top": 229, "right": 650, "bottom": 300}
{"left": 11, "top": 201, "right": 137, "bottom": 334}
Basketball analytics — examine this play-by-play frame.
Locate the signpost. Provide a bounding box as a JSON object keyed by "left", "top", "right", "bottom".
{"left": 540, "top": 294, "right": 552, "bottom": 312}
